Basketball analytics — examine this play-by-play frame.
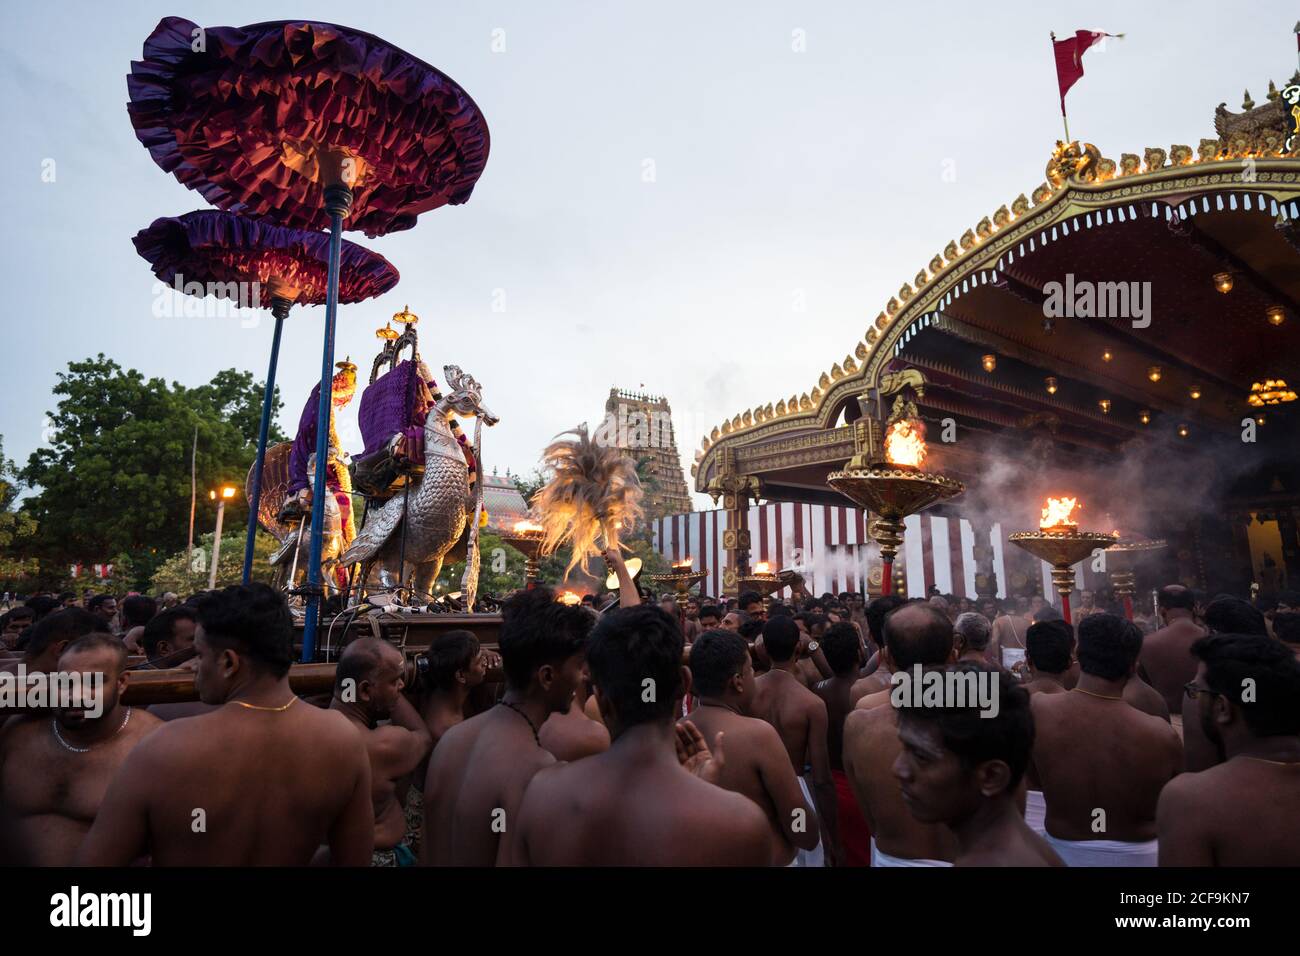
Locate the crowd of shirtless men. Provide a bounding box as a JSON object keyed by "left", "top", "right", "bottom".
{"left": 0, "top": 552, "right": 1298, "bottom": 867}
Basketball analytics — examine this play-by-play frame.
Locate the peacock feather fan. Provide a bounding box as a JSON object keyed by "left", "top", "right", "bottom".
{"left": 532, "top": 424, "right": 644, "bottom": 577}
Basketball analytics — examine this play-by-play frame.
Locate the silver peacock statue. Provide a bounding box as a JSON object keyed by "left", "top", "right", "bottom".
{"left": 341, "top": 365, "right": 498, "bottom": 602}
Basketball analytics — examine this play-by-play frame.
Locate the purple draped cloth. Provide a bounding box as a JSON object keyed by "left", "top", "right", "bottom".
{"left": 288, "top": 384, "right": 325, "bottom": 494}
{"left": 355, "top": 359, "right": 436, "bottom": 472}
{"left": 127, "top": 18, "right": 491, "bottom": 237}
{"left": 133, "top": 210, "right": 399, "bottom": 305}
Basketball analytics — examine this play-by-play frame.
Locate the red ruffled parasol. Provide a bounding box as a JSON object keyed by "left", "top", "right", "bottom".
{"left": 127, "top": 17, "right": 490, "bottom": 237}
{"left": 127, "top": 16, "right": 490, "bottom": 659}
{"left": 132, "top": 210, "right": 399, "bottom": 306}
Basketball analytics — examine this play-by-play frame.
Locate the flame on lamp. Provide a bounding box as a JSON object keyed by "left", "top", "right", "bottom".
{"left": 753, "top": 562, "right": 771, "bottom": 574}
{"left": 513, "top": 520, "right": 544, "bottom": 534}
{"left": 883, "top": 419, "right": 927, "bottom": 469}
{"left": 673, "top": 558, "right": 693, "bottom": 569}
{"left": 1040, "top": 496, "right": 1080, "bottom": 531}
{"left": 558, "top": 591, "right": 581, "bottom": 606}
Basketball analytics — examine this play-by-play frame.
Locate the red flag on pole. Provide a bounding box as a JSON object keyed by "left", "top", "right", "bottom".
{"left": 1052, "top": 30, "right": 1122, "bottom": 116}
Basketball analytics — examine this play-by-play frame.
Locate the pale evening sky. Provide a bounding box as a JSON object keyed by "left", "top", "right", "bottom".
{"left": 1, "top": 0, "right": 1293, "bottom": 508}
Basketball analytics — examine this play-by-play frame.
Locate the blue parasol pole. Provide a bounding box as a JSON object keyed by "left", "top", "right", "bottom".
{"left": 242, "top": 295, "right": 291, "bottom": 584}
{"left": 302, "top": 184, "right": 352, "bottom": 662}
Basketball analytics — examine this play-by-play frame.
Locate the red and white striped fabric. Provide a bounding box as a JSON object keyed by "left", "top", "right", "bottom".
{"left": 652, "top": 508, "right": 1107, "bottom": 604}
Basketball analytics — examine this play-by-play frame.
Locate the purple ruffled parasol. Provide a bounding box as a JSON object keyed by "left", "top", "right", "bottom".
{"left": 132, "top": 210, "right": 399, "bottom": 306}
{"left": 127, "top": 17, "right": 491, "bottom": 237}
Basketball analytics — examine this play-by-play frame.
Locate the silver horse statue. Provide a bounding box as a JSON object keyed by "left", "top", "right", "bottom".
{"left": 341, "top": 365, "right": 498, "bottom": 601}
{"left": 246, "top": 444, "right": 346, "bottom": 595}
{"left": 266, "top": 451, "right": 345, "bottom": 592}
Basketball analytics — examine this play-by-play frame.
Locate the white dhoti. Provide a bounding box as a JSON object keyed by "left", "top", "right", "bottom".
{"left": 1023, "top": 789, "right": 1047, "bottom": 836}
{"left": 869, "top": 837, "right": 953, "bottom": 868}
{"left": 1043, "top": 833, "right": 1158, "bottom": 867}
{"left": 786, "top": 775, "right": 824, "bottom": 868}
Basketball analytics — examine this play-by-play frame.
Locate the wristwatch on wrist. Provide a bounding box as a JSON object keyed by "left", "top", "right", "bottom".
{"left": 806, "top": 640, "right": 820, "bottom": 654}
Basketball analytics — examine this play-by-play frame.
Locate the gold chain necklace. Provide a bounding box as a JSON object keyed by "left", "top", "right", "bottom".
{"left": 233, "top": 696, "right": 297, "bottom": 713}
{"left": 51, "top": 707, "right": 132, "bottom": 753}
{"left": 1074, "top": 687, "right": 1123, "bottom": 701}
{"left": 1240, "top": 754, "right": 1300, "bottom": 767}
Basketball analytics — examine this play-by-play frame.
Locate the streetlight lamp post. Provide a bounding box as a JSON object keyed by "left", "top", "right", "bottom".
{"left": 208, "top": 485, "right": 237, "bottom": 589}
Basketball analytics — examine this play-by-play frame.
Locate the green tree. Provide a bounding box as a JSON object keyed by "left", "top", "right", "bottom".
{"left": 0, "top": 436, "right": 39, "bottom": 589}
{"left": 150, "top": 529, "right": 279, "bottom": 595}
{"left": 19, "top": 355, "right": 284, "bottom": 590}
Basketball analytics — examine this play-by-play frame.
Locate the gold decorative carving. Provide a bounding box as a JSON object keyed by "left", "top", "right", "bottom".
{"left": 1011, "top": 194, "right": 1030, "bottom": 216}
{"left": 855, "top": 342, "right": 868, "bottom": 360}
{"left": 914, "top": 269, "right": 928, "bottom": 288}
{"left": 1143, "top": 147, "right": 1167, "bottom": 172}
{"left": 899, "top": 283, "right": 914, "bottom": 302}
{"left": 1031, "top": 183, "right": 1052, "bottom": 204}
{"left": 886, "top": 297, "right": 901, "bottom": 316}
{"left": 929, "top": 254, "right": 944, "bottom": 274}
{"left": 879, "top": 368, "right": 927, "bottom": 400}
{"left": 742, "top": 409, "right": 752, "bottom": 427}
{"left": 1170, "top": 144, "right": 1193, "bottom": 166}
{"left": 818, "top": 372, "right": 831, "bottom": 390}
{"left": 775, "top": 399, "right": 786, "bottom": 416}
{"left": 866, "top": 328, "right": 879, "bottom": 344}
{"left": 959, "top": 229, "right": 976, "bottom": 251}
{"left": 1120, "top": 153, "right": 1141, "bottom": 175}
{"left": 992, "top": 205, "right": 1010, "bottom": 228}
{"left": 1046, "top": 140, "right": 1101, "bottom": 186}
{"left": 875, "top": 312, "right": 889, "bottom": 330}
{"left": 943, "top": 240, "right": 960, "bottom": 263}
{"left": 975, "top": 216, "right": 993, "bottom": 239}
{"left": 830, "top": 364, "right": 844, "bottom": 381}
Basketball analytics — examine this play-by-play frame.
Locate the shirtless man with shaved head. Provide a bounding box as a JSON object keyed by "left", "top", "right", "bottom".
{"left": 1158, "top": 634, "right": 1300, "bottom": 865}
{"left": 508, "top": 605, "right": 772, "bottom": 865}
{"left": 77, "top": 584, "right": 374, "bottom": 866}
{"left": 1139, "top": 586, "right": 1207, "bottom": 715}
{"left": 685, "top": 629, "right": 816, "bottom": 865}
{"left": 1032, "top": 613, "right": 1181, "bottom": 866}
{"left": 751, "top": 615, "right": 838, "bottom": 864}
{"left": 329, "top": 637, "right": 432, "bottom": 866}
{"left": 844, "top": 601, "right": 958, "bottom": 866}
{"left": 422, "top": 586, "right": 593, "bottom": 865}
{"left": 0, "top": 634, "right": 162, "bottom": 865}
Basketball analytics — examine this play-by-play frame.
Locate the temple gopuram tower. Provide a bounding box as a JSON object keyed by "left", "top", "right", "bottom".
{"left": 603, "top": 387, "right": 693, "bottom": 518}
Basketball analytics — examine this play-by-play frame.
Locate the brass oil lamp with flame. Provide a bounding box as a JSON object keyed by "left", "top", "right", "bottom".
{"left": 1106, "top": 532, "right": 1167, "bottom": 620}
{"left": 827, "top": 399, "right": 963, "bottom": 596}
{"left": 647, "top": 558, "right": 709, "bottom": 611}
{"left": 737, "top": 561, "right": 796, "bottom": 609}
{"left": 1008, "top": 497, "right": 1117, "bottom": 623}
{"left": 500, "top": 519, "right": 546, "bottom": 588}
